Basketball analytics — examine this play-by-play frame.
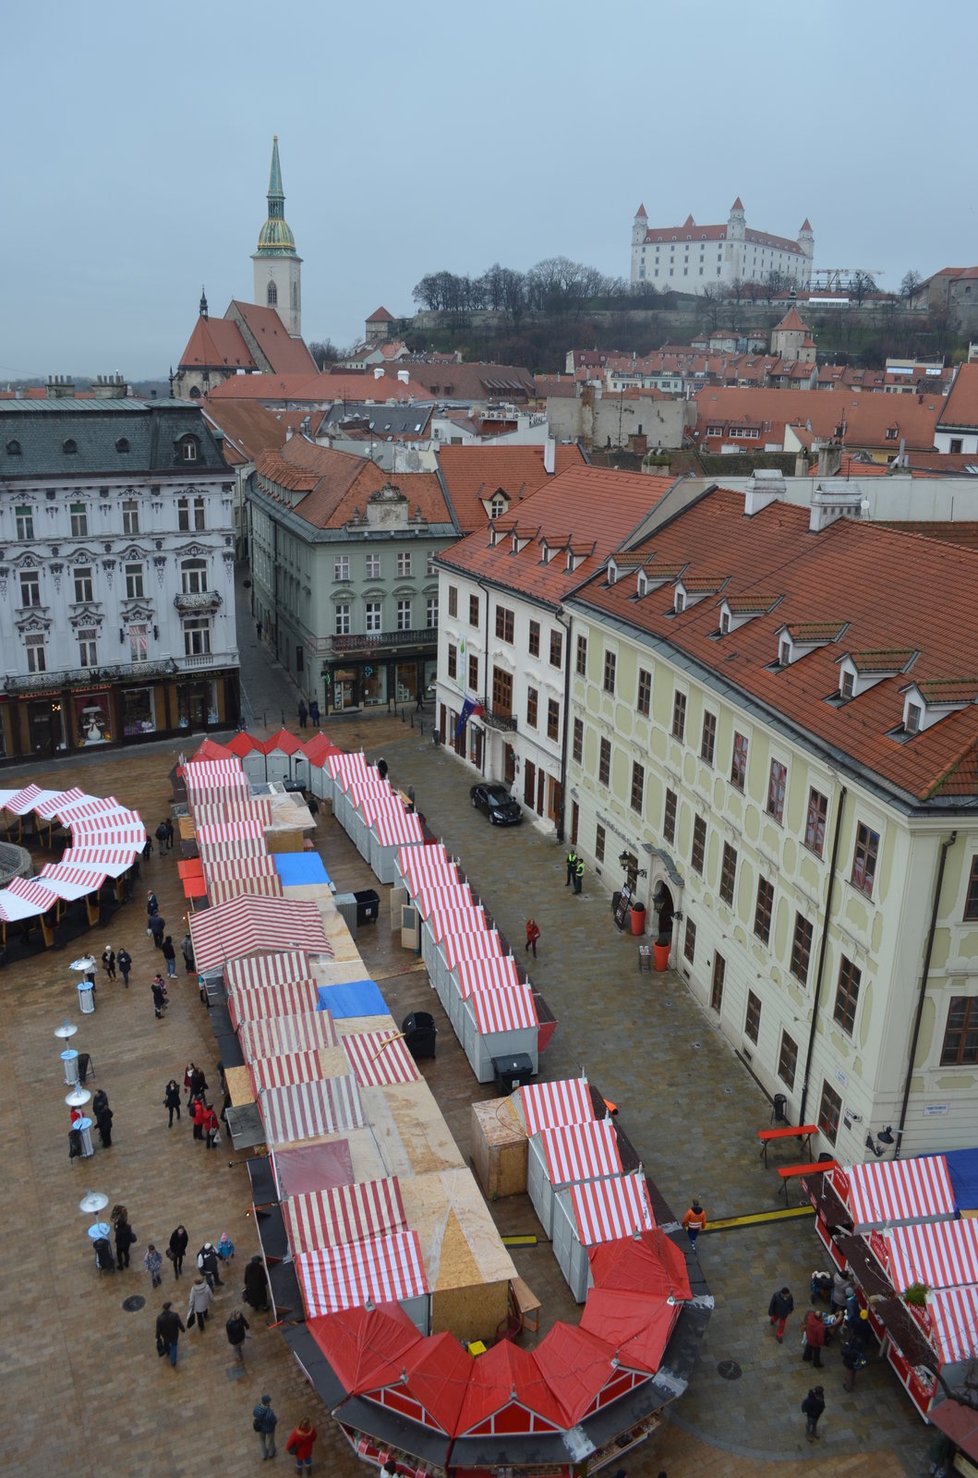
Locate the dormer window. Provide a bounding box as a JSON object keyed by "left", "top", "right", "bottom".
{"left": 779, "top": 638, "right": 791, "bottom": 667}
{"left": 840, "top": 669, "right": 855, "bottom": 700}
{"left": 636, "top": 570, "right": 647, "bottom": 596}
{"left": 720, "top": 610, "right": 731, "bottom": 635}
{"left": 5, "top": 440, "right": 21, "bottom": 456}
{"left": 674, "top": 589, "right": 686, "bottom": 613}
{"left": 179, "top": 435, "right": 200, "bottom": 463}
{"left": 899, "top": 680, "right": 976, "bottom": 735}
{"left": 905, "top": 702, "right": 922, "bottom": 735}
{"left": 115, "top": 437, "right": 130, "bottom": 453}
{"left": 489, "top": 493, "right": 506, "bottom": 518}
{"left": 63, "top": 439, "right": 77, "bottom": 455}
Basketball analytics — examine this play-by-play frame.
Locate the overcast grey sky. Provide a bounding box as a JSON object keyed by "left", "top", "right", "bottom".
{"left": 3, "top": 0, "right": 975, "bottom": 380}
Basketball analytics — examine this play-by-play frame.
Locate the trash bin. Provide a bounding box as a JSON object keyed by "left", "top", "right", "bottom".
{"left": 61, "top": 1048, "right": 80, "bottom": 1086}
{"left": 652, "top": 937, "right": 671, "bottom": 971}
{"left": 772, "top": 1093, "right": 788, "bottom": 1124}
{"left": 354, "top": 889, "right": 380, "bottom": 926}
{"left": 402, "top": 1011, "right": 437, "bottom": 1060}
{"left": 493, "top": 1053, "right": 535, "bottom": 1095}
{"left": 630, "top": 902, "right": 646, "bottom": 937}
{"left": 77, "top": 981, "right": 95, "bottom": 1014}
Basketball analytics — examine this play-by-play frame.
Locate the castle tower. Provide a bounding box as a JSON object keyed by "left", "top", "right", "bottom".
{"left": 631, "top": 203, "right": 649, "bottom": 282}
{"left": 252, "top": 135, "right": 302, "bottom": 337}
{"left": 798, "top": 217, "right": 815, "bottom": 269}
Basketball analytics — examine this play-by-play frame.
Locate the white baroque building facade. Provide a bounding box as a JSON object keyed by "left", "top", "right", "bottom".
{"left": 0, "top": 393, "right": 239, "bottom": 759}
{"left": 631, "top": 198, "right": 813, "bottom": 295}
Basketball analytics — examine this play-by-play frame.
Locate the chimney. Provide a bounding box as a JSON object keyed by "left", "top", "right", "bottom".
{"left": 93, "top": 373, "right": 127, "bottom": 400}
{"left": 794, "top": 451, "right": 808, "bottom": 478}
{"left": 373, "top": 367, "right": 385, "bottom": 380}
{"left": 47, "top": 374, "right": 76, "bottom": 398}
{"left": 817, "top": 442, "right": 843, "bottom": 478}
{"left": 744, "top": 469, "right": 786, "bottom": 517}
{"left": 397, "top": 369, "right": 410, "bottom": 384}
{"left": 543, "top": 436, "right": 556, "bottom": 475}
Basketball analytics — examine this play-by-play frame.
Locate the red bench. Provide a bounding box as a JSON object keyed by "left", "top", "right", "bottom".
{"left": 777, "top": 1159, "right": 837, "bottom": 1204}
{"left": 757, "top": 1123, "right": 818, "bottom": 1167}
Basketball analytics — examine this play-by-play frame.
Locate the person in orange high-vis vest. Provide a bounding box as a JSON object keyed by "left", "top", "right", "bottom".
{"left": 682, "top": 1200, "right": 707, "bottom": 1245}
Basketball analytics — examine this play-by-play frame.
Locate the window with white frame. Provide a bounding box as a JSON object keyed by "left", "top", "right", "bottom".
{"left": 19, "top": 571, "right": 40, "bottom": 607}
{"left": 365, "top": 553, "right": 381, "bottom": 579}
{"left": 128, "top": 622, "right": 148, "bottom": 663}
{"left": 177, "top": 495, "right": 205, "bottom": 532}
{"left": 397, "top": 552, "right": 412, "bottom": 577}
{"left": 334, "top": 555, "right": 350, "bottom": 581}
{"left": 15, "top": 505, "right": 33, "bottom": 540}
{"left": 78, "top": 627, "right": 98, "bottom": 667}
{"left": 396, "top": 598, "right": 412, "bottom": 631}
{"left": 73, "top": 567, "right": 94, "bottom": 603}
{"left": 181, "top": 558, "right": 208, "bottom": 594}
{"left": 122, "top": 498, "right": 140, "bottom": 535}
{"left": 125, "top": 563, "right": 144, "bottom": 599}
{"left": 70, "top": 502, "right": 89, "bottom": 537}
{"left": 426, "top": 596, "right": 438, "bottom": 628}
{"left": 25, "top": 633, "right": 46, "bottom": 673}
{"left": 182, "top": 616, "right": 211, "bottom": 656}
{"left": 365, "top": 601, "right": 382, "bottom": 634}
{"left": 334, "top": 603, "right": 351, "bottom": 636}
{"left": 489, "top": 493, "right": 506, "bottom": 518}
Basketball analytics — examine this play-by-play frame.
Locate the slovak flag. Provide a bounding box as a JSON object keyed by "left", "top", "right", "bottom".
{"left": 455, "top": 696, "right": 485, "bottom": 737}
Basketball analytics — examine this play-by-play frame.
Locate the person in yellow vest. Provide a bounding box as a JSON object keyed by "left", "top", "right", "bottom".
{"left": 682, "top": 1199, "right": 707, "bottom": 1246}
{"left": 565, "top": 848, "right": 578, "bottom": 886}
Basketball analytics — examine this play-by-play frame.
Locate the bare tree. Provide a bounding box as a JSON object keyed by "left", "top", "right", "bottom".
{"left": 900, "top": 270, "right": 923, "bottom": 308}
{"left": 849, "top": 271, "right": 877, "bottom": 306}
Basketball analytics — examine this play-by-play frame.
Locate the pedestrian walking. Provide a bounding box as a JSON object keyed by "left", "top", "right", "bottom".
{"left": 286, "top": 1417, "right": 317, "bottom": 1473}
{"left": 801, "top": 1385, "right": 825, "bottom": 1442}
{"left": 168, "top": 1224, "right": 189, "bottom": 1278}
{"left": 572, "top": 857, "right": 585, "bottom": 894}
{"left": 114, "top": 1213, "right": 136, "bottom": 1270}
{"left": 525, "top": 918, "right": 540, "bottom": 958}
{"left": 187, "top": 1276, "right": 212, "bottom": 1331}
{"left": 149, "top": 913, "right": 166, "bottom": 949}
{"left": 144, "top": 1243, "right": 163, "bottom": 1289}
{"left": 802, "top": 1308, "right": 826, "bottom": 1367}
{"left": 376, "top": 756, "right": 389, "bottom": 781}
{"left": 682, "top": 1200, "right": 707, "bottom": 1246}
{"left": 146, "top": 889, "right": 159, "bottom": 918}
{"left": 831, "top": 1269, "right": 851, "bottom": 1313}
{"left": 243, "top": 1254, "right": 270, "bottom": 1312}
{"left": 184, "top": 1061, "right": 197, "bottom": 1102}
{"left": 225, "top": 1308, "right": 250, "bottom": 1362}
{"left": 161, "top": 935, "right": 177, "bottom": 978}
{"left": 565, "top": 848, "right": 578, "bottom": 886}
{"left": 151, "top": 976, "right": 168, "bottom": 1020}
{"left": 768, "top": 1286, "right": 794, "bottom": 1343}
{"left": 309, "top": 699, "right": 320, "bottom": 726}
{"left": 155, "top": 1300, "right": 185, "bottom": 1368}
{"left": 142, "top": 836, "right": 153, "bottom": 862}
{"left": 415, "top": 688, "right": 424, "bottom": 712}
{"left": 217, "top": 1231, "right": 235, "bottom": 1265}
{"left": 180, "top": 933, "right": 195, "bottom": 974}
{"left": 203, "top": 1103, "right": 220, "bottom": 1150}
{"left": 190, "top": 1065, "right": 208, "bottom": 1100}
{"left": 96, "top": 1102, "right": 114, "bottom": 1147}
{"left": 155, "top": 821, "right": 168, "bottom": 853}
{"left": 197, "top": 1241, "right": 223, "bottom": 1288}
{"left": 841, "top": 1340, "right": 860, "bottom": 1391}
{"left": 164, "top": 818, "right": 174, "bottom": 851}
{"left": 101, "top": 946, "right": 116, "bottom": 981}
{"left": 298, "top": 700, "right": 308, "bottom": 729}
{"left": 117, "top": 947, "right": 132, "bottom": 987}
{"left": 164, "top": 1079, "right": 181, "bottom": 1127}
{"left": 191, "top": 1096, "right": 206, "bottom": 1141}
{"left": 92, "top": 1087, "right": 109, "bottom": 1121}
{"left": 253, "top": 1395, "right": 278, "bottom": 1461}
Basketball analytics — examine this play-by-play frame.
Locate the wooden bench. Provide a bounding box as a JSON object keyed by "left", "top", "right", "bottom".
{"left": 757, "top": 1123, "right": 819, "bottom": 1167}
{"left": 778, "top": 1159, "right": 838, "bottom": 1204}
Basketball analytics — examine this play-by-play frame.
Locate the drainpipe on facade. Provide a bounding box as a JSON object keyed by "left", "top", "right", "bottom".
{"left": 799, "top": 785, "right": 847, "bottom": 1125}
{"left": 477, "top": 578, "right": 490, "bottom": 777}
{"left": 555, "top": 609, "right": 572, "bottom": 844}
{"left": 894, "top": 830, "right": 958, "bottom": 1159}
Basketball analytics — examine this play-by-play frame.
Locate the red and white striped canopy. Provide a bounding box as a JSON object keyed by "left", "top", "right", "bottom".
{"left": 70, "top": 828, "right": 145, "bottom": 854}
{"left": 260, "top": 1076, "right": 364, "bottom": 1146}
{"left": 847, "top": 1155, "right": 955, "bottom": 1228}
{"left": 414, "top": 883, "right": 473, "bottom": 917}
{"left": 190, "top": 898, "right": 331, "bottom": 972}
{"left": 194, "top": 800, "right": 273, "bottom": 828}
{"left": 205, "top": 856, "right": 278, "bottom": 883}
{"left": 284, "top": 1177, "right": 406, "bottom": 1255}
{"left": 923, "top": 1285, "right": 978, "bottom": 1364}
{"left": 5, "top": 876, "right": 60, "bottom": 911}
{"left": 0, "top": 783, "right": 44, "bottom": 816}
{"left": 196, "top": 819, "right": 266, "bottom": 845}
{"left": 454, "top": 956, "right": 521, "bottom": 999}
{"left": 59, "top": 847, "right": 138, "bottom": 878}
{"left": 296, "top": 1230, "right": 428, "bottom": 1317}
{"left": 469, "top": 985, "right": 538, "bottom": 1034}
{"left": 519, "top": 1079, "right": 595, "bottom": 1137}
{"left": 0, "top": 890, "right": 45, "bottom": 921}
{"left": 568, "top": 1175, "right": 655, "bottom": 1246}
{"left": 250, "top": 1050, "right": 325, "bottom": 1093}
{"left": 208, "top": 875, "right": 284, "bottom": 907}
{"left": 183, "top": 760, "right": 247, "bottom": 801}
{"left": 229, "top": 979, "right": 321, "bottom": 1029}
{"left": 40, "top": 863, "right": 107, "bottom": 900}
{"left": 538, "top": 1120, "right": 623, "bottom": 1188}
{"left": 239, "top": 1012, "right": 338, "bottom": 1060}
{"left": 372, "top": 810, "right": 425, "bottom": 848}
{"left": 226, "top": 951, "right": 312, "bottom": 991}
{"left": 423, "top": 906, "right": 486, "bottom": 942}
{"left": 441, "top": 931, "right": 504, "bottom": 969}
{"left": 58, "top": 795, "right": 129, "bottom": 825}
{"left": 883, "top": 1219, "right": 978, "bottom": 1294}
{"left": 195, "top": 837, "right": 266, "bottom": 862}
{"left": 39, "top": 787, "right": 87, "bottom": 819}
{"left": 397, "top": 845, "right": 458, "bottom": 892}
{"left": 326, "top": 752, "right": 371, "bottom": 785}
{"left": 343, "top": 1031, "right": 421, "bottom": 1089}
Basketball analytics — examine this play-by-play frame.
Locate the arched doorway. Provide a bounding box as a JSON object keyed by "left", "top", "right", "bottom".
{"left": 651, "top": 879, "right": 675, "bottom": 941}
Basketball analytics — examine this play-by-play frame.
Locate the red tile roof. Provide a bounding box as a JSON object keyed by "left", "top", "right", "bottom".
{"left": 200, "top": 400, "right": 287, "bottom": 463}
{"left": 938, "top": 363, "right": 978, "bottom": 431}
{"left": 695, "top": 387, "right": 941, "bottom": 452}
{"left": 436, "top": 443, "right": 586, "bottom": 533}
{"left": 572, "top": 489, "right": 978, "bottom": 801}
{"left": 178, "top": 316, "right": 256, "bottom": 371}
{"left": 773, "top": 307, "right": 810, "bottom": 332}
{"left": 366, "top": 306, "right": 396, "bottom": 323}
{"left": 255, "top": 438, "right": 451, "bottom": 529}
{"left": 206, "top": 367, "right": 431, "bottom": 405}
{"left": 437, "top": 465, "right": 675, "bottom": 607}
{"left": 229, "top": 302, "right": 317, "bottom": 376}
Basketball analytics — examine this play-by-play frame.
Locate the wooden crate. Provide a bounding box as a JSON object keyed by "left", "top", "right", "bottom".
{"left": 471, "top": 1096, "right": 528, "bottom": 1199}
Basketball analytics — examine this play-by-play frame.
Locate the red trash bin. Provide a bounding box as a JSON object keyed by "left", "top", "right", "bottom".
{"left": 653, "top": 939, "right": 671, "bottom": 971}
{"left": 630, "top": 903, "right": 646, "bottom": 936}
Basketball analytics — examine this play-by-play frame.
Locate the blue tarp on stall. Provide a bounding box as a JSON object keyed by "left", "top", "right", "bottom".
{"left": 272, "top": 852, "right": 331, "bottom": 888}
{"left": 943, "top": 1148, "right": 978, "bottom": 1212}
{"left": 316, "top": 979, "right": 388, "bottom": 1018}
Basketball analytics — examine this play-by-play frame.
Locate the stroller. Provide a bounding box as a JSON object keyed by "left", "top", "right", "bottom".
{"left": 93, "top": 1237, "right": 115, "bottom": 1273}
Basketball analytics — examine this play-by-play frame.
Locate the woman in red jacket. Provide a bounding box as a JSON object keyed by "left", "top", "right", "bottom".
{"left": 191, "top": 1096, "right": 206, "bottom": 1142}
{"left": 285, "top": 1417, "right": 317, "bottom": 1474}
{"left": 202, "top": 1103, "right": 220, "bottom": 1150}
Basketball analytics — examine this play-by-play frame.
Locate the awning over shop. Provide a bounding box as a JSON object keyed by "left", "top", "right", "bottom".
{"left": 229, "top": 979, "right": 322, "bottom": 1028}
{"left": 225, "top": 950, "right": 312, "bottom": 991}
{"left": 518, "top": 1078, "right": 595, "bottom": 1137}
{"left": 568, "top": 1175, "right": 655, "bottom": 1246}
{"left": 283, "top": 1177, "right": 406, "bottom": 1255}
{"left": 342, "top": 1031, "right": 420, "bottom": 1089}
{"left": 190, "top": 897, "right": 330, "bottom": 972}
{"left": 454, "top": 956, "right": 521, "bottom": 998}
{"left": 882, "top": 1218, "right": 978, "bottom": 1294}
{"left": 260, "top": 1076, "right": 364, "bottom": 1146}
{"left": 469, "top": 985, "right": 538, "bottom": 1033}
{"left": 296, "top": 1229, "right": 428, "bottom": 1318}
{"left": 538, "top": 1120, "right": 623, "bottom": 1188}
{"left": 239, "top": 1011, "right": 338, "bottom": 1060}
{"left": 840, "top": 1155, "right": 956, "bottom": 1230}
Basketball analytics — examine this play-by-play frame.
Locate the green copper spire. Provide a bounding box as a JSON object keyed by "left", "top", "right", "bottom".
{"left": 256, "top": 135, "right": 296, "bottom": 256}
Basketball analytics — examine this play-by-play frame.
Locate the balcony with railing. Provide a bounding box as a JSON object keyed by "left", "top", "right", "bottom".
{"left": 480, "top": 697, "right": 518, "bottom": 732}
{"left": 173, "top": 590, "right": 223, "bottom": 613}
{"left": 312, "top": 626, "right": 437, "bottom": 659}
{"left": 3, "top": 651, "right": 239, "bottom": 693}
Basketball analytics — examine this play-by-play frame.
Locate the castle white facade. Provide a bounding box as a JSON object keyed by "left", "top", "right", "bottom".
{"left": 631, "top": 198, "right": 813, "bottom": 295}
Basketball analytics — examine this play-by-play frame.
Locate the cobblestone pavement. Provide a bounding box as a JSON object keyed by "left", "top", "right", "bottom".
{"left": 0, "top": 648, "right": 938, "bottom": 1476}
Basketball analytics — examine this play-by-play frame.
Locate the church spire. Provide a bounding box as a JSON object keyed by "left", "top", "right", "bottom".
{"left": 268, "top": 134, "right": 284, "bottom": 203}
{"left": 199, "top": 286, "right": 208, "bottom": 320}
{"left": 255, "top": 135, "right": 296, "bottom": 255}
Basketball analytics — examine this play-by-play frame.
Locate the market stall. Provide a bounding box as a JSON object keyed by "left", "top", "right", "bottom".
{"left": 283, "top": 1177, "right": 407, "bottom": 1257}
{"left": 462, "top": 984, "right": 540, "bottom": 1084}
{"left": 528, "top": 1119, "right": 625, "bottom": 1238}
{"left": 552, "top": 1173, "right": 656, "bottom": 1302}
{"left": 259, "top": 1075, "right": 365, "bottom": 1147}
{"left": 295, "top": 1229, "right": 431, "bottom": 1332}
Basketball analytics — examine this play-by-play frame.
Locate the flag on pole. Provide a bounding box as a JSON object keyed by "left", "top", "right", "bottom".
{"left": 455, "top": 696, "right": 484, "bottom": 737}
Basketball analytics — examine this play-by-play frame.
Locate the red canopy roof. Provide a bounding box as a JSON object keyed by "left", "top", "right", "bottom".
{"left": 192, "top": 737, "right": 233, "bottom": 761}
{"left": 258, "top": 727, "right": 304, "bottom": 756}
{"left": 579, "top": 1286, "right": 679, "bottom": 1374}
{"left": 363, "top": 1330, "right": 473, "bottom": 1435}
{"left": 530, "top": 1322, "right": 621, "bottom": 1426}
{"left": 455, "top": 1338, "right": 566, "bottom": 1437}
{"left": 302, "top": 732, "right": 341, "bottom": 764}
{"left": 307, "top": 1304, "right": 422, "bottom": 1395}
{"left": 225, "top": 731, "right": 260, "bottom": 757}
{"left": 588, "top": 1228, "right": 692, "bottom": 1301}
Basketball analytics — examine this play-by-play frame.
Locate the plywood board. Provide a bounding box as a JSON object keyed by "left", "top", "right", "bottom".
{"left": 471, "top": 1097, "right": 528, "bottom": 1199}
{"left": 316, "top": 960, "right": 375, "bottom": 988}
{"left": 431, "top": 1280, "right": 509, "bottom": 1344}
{"left": 399, "top": 1169, "right": 517, "bottom": 1292}
{"left": 361, "top": 1081, "right": 465, "bottom": 1178}
{"left": 334, "top": 1014, "right": 399, "bottom": 1041}
{"left": 225, "top": 1064, "right": 255, "bottom": 1107}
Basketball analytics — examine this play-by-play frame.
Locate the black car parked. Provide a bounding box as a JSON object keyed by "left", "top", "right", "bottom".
{"left": 470, "top": 782, "right": 523, "bottom": 826}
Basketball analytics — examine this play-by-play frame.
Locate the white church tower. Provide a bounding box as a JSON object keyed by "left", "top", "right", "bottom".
{"left": 252, "top": 136, "right": 302, "bottom": 338}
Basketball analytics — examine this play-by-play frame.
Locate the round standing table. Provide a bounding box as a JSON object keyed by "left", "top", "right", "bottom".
{"left": 61, "top": 1048, "right": 80, "bottom": 1086}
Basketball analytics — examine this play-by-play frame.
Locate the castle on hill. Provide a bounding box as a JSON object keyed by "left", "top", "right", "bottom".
{"left": 630, "top": 198, "right": 813, "bottom": 296}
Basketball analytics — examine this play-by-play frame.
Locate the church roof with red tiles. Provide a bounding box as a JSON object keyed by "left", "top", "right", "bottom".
{"left": 436, "top": 443, "right": 586, "bottom": 533}
{"left": 178, "top": 316, "right": 256, "bottom": 371}
{"left": 570, "top": 488, "right": 978, "bottom": 802}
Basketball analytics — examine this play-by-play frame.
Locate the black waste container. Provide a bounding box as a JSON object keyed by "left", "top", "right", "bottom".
{"left": 772, "top": 1092, "right": 788, "bottom": 1123}
{"left": 402, "top": 1011, "right": 437, "bottom": 1060}
{"left": 493, "top": 1053, "right": 535, "bottom": 1095}
{"left": 354, "top": 889, "right": 380, "bottom": 925}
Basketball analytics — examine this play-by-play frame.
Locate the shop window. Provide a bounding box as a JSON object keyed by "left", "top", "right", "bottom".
{"left": 121, "top": 687, "right": 156, "bottom": 737}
